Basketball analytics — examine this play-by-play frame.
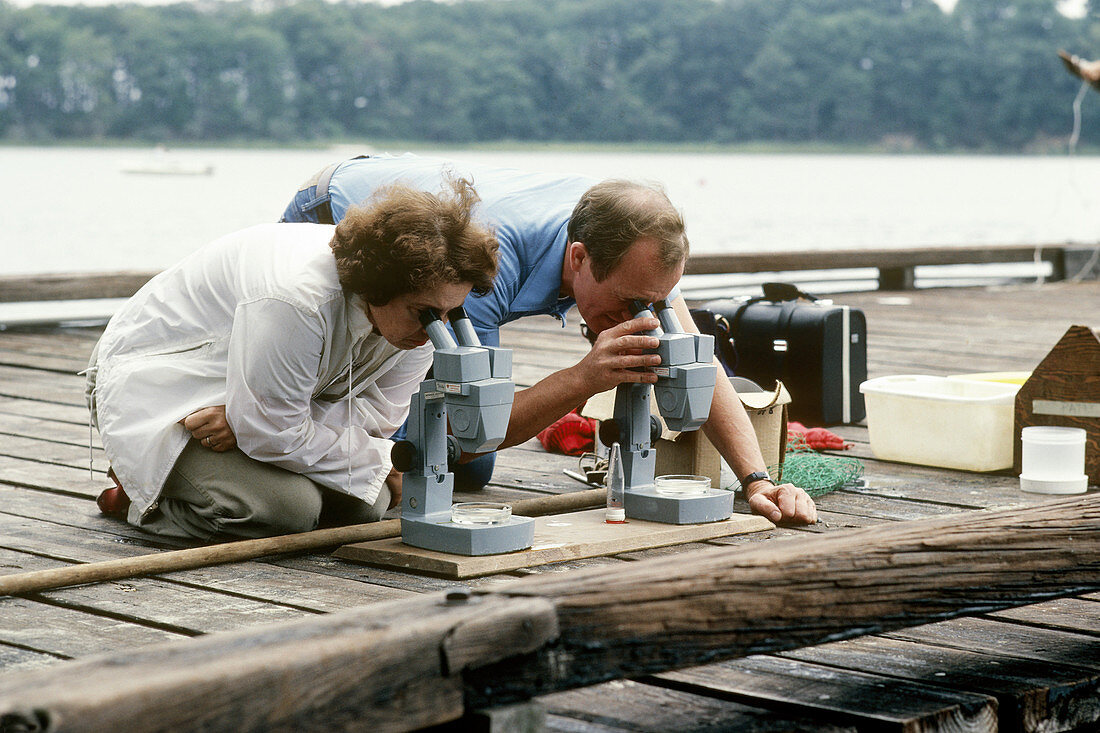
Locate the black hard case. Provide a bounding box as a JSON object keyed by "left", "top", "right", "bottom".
{"left": 703, "top": 286, "right": 867, "bottom": 426}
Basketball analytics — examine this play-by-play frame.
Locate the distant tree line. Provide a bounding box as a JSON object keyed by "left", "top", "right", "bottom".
{"left": 1, "top": 0, "right": 1099, "bottom": 149}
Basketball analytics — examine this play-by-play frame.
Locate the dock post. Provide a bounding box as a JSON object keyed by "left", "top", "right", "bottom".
{"left": 877, "top": 265, "right": 915, "bottom": 290}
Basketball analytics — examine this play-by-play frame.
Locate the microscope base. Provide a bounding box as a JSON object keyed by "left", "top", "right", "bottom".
{"left": 401, "top": 515, "right": 535, "bottom": 556}
{"left": 624, "top": 487, "right": 733, "bottom": 524}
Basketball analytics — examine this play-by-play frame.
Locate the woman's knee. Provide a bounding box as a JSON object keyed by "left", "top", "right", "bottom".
{"left": 166, "top": 443, "right": 324, "bottom": 537}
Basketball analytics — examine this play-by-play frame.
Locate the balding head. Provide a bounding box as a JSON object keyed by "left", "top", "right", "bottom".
{"left": 567, "top": 180, "right": 688, "bottom": 281}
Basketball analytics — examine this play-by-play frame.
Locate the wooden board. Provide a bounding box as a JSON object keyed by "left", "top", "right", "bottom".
{"left": 782, "top": 634, "right": 1100, "bottom": 733}
{"left": 542, "top": 677, "right": 858, "bottom": 733}
{"left": 335, "top": 508, "right": 773, "bottom": 579}
{"left": 655, "top": 654, "right": 999, "bottom": 732}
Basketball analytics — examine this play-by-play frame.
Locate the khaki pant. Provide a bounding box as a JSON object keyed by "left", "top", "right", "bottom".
{"left": 86, "top": 341, "right": 389, "bottom": 541}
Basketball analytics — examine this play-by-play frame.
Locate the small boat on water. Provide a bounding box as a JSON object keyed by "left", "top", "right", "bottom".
{"left": 120, "top": 147, "right": 214, "bottom": 176}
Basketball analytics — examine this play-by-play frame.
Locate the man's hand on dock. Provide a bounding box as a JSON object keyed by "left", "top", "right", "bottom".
{"left": 746, "top": 481, "right": 817, "bottom": 525}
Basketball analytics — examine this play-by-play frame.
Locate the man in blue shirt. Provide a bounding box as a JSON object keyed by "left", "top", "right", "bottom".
{"left": 281, "top": 154, "right": 817, "bottom": 525}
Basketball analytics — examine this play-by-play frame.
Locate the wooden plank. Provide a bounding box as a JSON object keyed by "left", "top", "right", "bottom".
{"left": 0, "top": 330, "right": 101, "bottom": 353}
{"left": 0, "top": 411, "right": 101, "bottom": 448}
{"left": 0, "top": 489, "right": 609, "bottom": 597}
{"left": 0, "top": 593, "right": 179, "bottom": 661}
{"left": 655, "top": 654, "right": 998, "bottom": 732}
{"left": 838, "top": 466, "right": 1042, "bottom": 511}
{"left": 0, "top": 348, "right": 89, "bottom": 373}
{"left": 782, "top": 635, "right": 1100, "bottom": 733}
{"left": 0, "top": 395, "right": 91, "bottom": 424}
{"left": 885, "top": 616, "right": 1100, "bottom": 671}
{"left": 0, "top": 455, "right": 101, "bottom": 498}
{"left": 0, "top": 514, "right": 418, "bottom": 613}
{"left": 0, "top": 433, "right": 108, "bottom": 473}
{"left": 810, "top": 490, "right": 968, "bottom": 522}
{"left": 0, "top": 643, "right": 64, "bottom": 675}
{"left": 335, "top": 509, "right": 773, "bottom": 579}
{"left": 0, "top": 271, "right": 158, "bottom": 303}
{"left": 1, "top": 495, "right": 1096, "bottom": 731}
{"left": 0, "top": 482, "right": 482, "bottom": 599}
{"left": 0, "top": 519, "right": 322, "bottom": 635}
{"left": 986, "top": 597, "right": 1100, "bottom": 635}
{"left": 0, "top": 553, "right": 184, "bottom": 659}
{"left": 541, "top": 678, "right": 858, "bottom": 733}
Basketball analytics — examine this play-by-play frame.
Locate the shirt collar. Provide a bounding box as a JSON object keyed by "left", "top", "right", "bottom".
{"left": 346, "top": 294, "right": 376, "bottom": 339}
{"left": 509, "top": 225, "right": 575, "bottom": 315}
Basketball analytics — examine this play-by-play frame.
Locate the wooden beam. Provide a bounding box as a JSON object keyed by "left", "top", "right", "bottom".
{"left": 684, "top": 244, "right": 1073, "bottom": 276}
{"left": 0, "top": 495, "right": 1097, "bottom": 732}
{"left": 0, "top": 271, "right": 159, "bottom": 303}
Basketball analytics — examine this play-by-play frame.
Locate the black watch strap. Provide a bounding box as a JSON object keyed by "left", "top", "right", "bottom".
{"left": 739, "top": 470, "right": 774, "bottom": 487}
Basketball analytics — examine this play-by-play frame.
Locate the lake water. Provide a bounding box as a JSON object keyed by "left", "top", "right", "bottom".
{"left": 3, "top": 145, "right": 1099, "bottom": 289}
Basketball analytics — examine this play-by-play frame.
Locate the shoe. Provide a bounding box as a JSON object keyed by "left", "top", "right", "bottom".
{"left": 96, "top": 467, "right": 131, "bottom": 519}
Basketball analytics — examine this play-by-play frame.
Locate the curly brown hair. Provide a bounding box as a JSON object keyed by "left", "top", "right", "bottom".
{"left": 567, "top": 180, "right": 688, "bottom": 282}
{"left": 330, "top": 177, "right": 498, "bottom": 306}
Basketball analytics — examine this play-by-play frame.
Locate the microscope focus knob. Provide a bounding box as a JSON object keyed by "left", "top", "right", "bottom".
{"left": 391, "top": 440, "right": 417, "bottom": 472}
{"left": 598, "top": 419, "right": 620, "bottom": 447}
{"left": 649, "top": 415, "right": 662, "bottom": 444}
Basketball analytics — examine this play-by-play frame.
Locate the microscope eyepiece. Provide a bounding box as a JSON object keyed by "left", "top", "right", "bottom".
{"left": 630, "top": 299, "right": 653, "bottom": 316}
{"left": 418, "top": 308, "right": 441, "bottom": 327}
{"left": 448, "top": 305, "right": 469, "bottom": 322}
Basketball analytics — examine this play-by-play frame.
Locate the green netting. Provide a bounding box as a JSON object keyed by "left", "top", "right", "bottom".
{"left": 768, "top": 433, "right": 863, "bottom": 497}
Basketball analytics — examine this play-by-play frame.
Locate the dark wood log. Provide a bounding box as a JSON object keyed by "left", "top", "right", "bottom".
{"left": 0, "top": 494, "right": 1097, "bottom": 732}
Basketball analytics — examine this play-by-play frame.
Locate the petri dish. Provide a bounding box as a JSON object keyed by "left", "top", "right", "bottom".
{"left": 451, "top": 502, "right": 512, "bottom": 525}
{"left": 654, "top": 474, "right": 711, "bottom": 496}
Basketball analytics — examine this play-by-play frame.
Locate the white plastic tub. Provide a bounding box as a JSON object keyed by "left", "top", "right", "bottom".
{"left": 859, "top": 375, "right": 1020, "bottom": 471}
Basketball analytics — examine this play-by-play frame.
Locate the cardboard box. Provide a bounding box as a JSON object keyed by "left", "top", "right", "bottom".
{"left": 581, "top": 380, "right": 791, "bottom": 488}
{"left": 1013, "top": 325, "right": 1100, "bottom": 485}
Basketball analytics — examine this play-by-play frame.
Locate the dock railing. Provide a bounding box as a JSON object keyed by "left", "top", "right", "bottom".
{"left": 3, "top": 243, "right": 1096, "bottom": 304}
{"left": 685, "top": 242, "right": 1098, "bottom": 290}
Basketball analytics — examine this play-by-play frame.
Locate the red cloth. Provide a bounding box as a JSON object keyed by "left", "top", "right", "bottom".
{"left": 787, "top": 421, "right": 849, "bottom": 450}
{"left": 537, "top": 411, "right": 597, "bottom": 456}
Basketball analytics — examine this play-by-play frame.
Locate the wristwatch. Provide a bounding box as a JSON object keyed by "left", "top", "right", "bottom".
{"left": 739, "top": 470, "right": 774, "bottom": 488}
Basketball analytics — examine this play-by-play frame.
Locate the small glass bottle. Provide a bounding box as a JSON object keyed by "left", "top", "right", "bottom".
{"left": 606, "top": 442, "right": 626, "bottom": 523}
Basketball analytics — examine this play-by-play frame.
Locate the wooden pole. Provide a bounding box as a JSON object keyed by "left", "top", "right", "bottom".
{"left": 0, "top": 495, "right": 1097, "bottom": 733}
{"left": 0, "top": 489, "right": 605, "bottom": 597}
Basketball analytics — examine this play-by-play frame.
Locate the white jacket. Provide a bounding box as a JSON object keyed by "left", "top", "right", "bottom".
{"left": 91, "top": 222, "right": 431, "bottom": 523}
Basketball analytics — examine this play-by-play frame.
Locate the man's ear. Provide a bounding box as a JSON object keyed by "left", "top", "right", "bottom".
{"left": 567, "top": 241, "right": 588, "bottom": 273}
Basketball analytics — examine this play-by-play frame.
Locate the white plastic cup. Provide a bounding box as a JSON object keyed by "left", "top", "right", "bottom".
{"left": 1019, "top": 426, "right": 1088, "bottom": 494}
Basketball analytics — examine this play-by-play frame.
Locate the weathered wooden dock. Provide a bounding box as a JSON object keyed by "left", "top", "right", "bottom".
{"left": 0, "top": 281, "right": 1098, "bottom": 732}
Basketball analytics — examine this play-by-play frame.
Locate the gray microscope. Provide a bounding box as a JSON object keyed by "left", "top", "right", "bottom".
{"left": 393, "top": 307, "right": 534, "bottom": 555}
{"left": 598, "top": 300, "right": 731, "bottom": 524}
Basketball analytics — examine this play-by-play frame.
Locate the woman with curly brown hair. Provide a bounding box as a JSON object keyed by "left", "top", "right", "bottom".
{"left": 85, "top": 178, "right": 498, "bottom": 541}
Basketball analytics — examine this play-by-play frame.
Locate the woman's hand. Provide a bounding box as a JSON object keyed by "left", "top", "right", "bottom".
{"left": 385, "top": 466, "right": 403, "bottom": 509}
{"left": 180, "top": 405, "right": 237, "bottom": 452}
